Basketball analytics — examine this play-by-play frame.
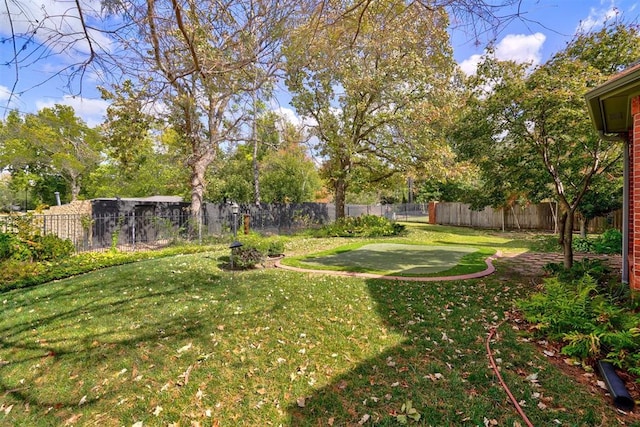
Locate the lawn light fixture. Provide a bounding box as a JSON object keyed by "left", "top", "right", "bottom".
{"left": 229, "top": 203, "right": 242, "bottom": 269}
{"left": 231, "top": 202, "right": 240, "bottom": 239}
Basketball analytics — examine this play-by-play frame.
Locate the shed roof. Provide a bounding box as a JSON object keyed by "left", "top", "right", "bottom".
{"left": 585, "top": 62, "right": 640, "bottom": 134}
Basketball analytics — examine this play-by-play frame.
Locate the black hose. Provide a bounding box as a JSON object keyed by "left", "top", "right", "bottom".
{"left": 597, "top": 360, "right": 635, "bottom": 411}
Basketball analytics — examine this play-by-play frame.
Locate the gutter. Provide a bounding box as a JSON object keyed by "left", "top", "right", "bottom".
{"left": 599, "top": 131, "right": 629, "bottom": 284}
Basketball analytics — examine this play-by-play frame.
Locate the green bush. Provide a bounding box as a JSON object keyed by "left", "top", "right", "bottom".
{"left": 0, "top": 231, "right": 74, "bottom": 262}
{"left": 232, "top": 233, "right": 287, "bottom": 257}
{"left": 572, "top": 229, "right": 622, "bottom": 254}
{"left": 314, "top": 215, "right": 405, "bottom": 237}
{"left": 543, "top": 258, "right": 611, "bottom": 286}
{"left": 594, "top": 229, "right": 622, "bottom": 254}
{"left": 33, "top": 234, "right": 75, "bottom": 261}
{"left": 518, "top": 274, "right": 640, "bottom": 373}
{"left": 267, "top": 240, "right": 285, "bottom": 257}
{"left": 230, "top": 246, "right": 264, "bottom": 269}
{"left": 0, "top": 232, "right": 31, "bottom": 261}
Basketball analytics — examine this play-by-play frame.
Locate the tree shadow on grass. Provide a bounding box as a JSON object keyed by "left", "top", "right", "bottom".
{"left": 0, "top": 256, "right": 236, "bottom": 422}
{"left": 286, "top": 277, "right": 612, "bottom": 426}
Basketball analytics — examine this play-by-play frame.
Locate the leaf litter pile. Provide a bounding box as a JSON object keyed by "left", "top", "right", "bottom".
{"left": 0, "top": 246, "right": 633, "bottom": 426}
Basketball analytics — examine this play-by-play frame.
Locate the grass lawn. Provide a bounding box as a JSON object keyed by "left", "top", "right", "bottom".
{"left": 282, "top": 242, "right": 492, "bottom": 276}
{"left": 0, "top": 224, "right": 631, "bottom": 426}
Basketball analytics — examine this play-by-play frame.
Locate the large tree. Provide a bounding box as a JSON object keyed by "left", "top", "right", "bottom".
{"left": 0, "top": 105, "right": 101, "bottom": 203}
{"left": 1, "top": 0, "right": 529, "bottom": 100}
{"left": 453, "top": 21, "right": 640, "bottom": 268}
{"left": 285, "top": 0, "right": 457, "bottom": 218}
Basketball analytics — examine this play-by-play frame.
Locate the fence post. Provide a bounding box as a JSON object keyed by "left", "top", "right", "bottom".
{"left": 132, "top": 212, "right": 136, "bottom": 250}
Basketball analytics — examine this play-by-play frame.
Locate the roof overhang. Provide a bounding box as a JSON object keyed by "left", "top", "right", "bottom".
{"left": 585, "top": 63, "right": 640, "bottom": 135}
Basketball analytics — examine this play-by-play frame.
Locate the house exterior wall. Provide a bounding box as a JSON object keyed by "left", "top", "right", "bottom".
{"left": 631, "top": 95, "right": 640, "bottom": 290}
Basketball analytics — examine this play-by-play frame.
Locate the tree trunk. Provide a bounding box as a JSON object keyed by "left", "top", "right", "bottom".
{"left": 558, "top": 210, "right": 567, "bottom": 247}
{"left": 561, "top": 209, "right": 575, "bottom": 270}
{"left": 580, "top": 218, "right": 589, "bottom": 238}
{"left": 334, "top": 178, "right": 347, "bottom": 219}
{"left": 253, "top": 138, "right": 261, "bottom": 204}
{"left": 70, "top": 174, "right": 80, "bottom": 202}
{"left": 189, "top": 151, "right": 214, "bottom": 234}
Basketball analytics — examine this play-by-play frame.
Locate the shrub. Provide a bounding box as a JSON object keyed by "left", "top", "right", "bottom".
{"left": 0, "top": 231, "right": 74, "bottom": 262}
{"left": 230, "top": 246, "right": 264, "bottom": 269}
{"left": 518, "top": 274, "right": 640, "bottom": 372}
{"left": 267, "top": 240, "right": 285, "bottom": 257}
{"left": 231, "top": 234, "right": 287, "bottom": 257}
{"left": 314, "top": 215, "right": 405, "bottom": 237}
{"left": 0, "top": 233, "right": 29, "bottom": 261}
{"left": 32, "top": 234, "right": 75, "bottom": 261}
{"left": 543, "top": 258, "right": 611, "bottom": 286}
{"left": 594, "top": 229, "right": 622, "bottom": 254}
{"left": 572, "top": 229, "right": 622, "bottom": 255}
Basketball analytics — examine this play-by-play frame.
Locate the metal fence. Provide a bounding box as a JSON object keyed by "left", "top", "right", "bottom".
{"left": 10, "top": 200, "right": 622, "bottom": 254}
{"left": 0, "top": 202, "right": 335, "bottom": 252}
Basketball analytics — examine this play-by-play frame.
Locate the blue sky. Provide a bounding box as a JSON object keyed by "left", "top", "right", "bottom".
{"left": 1, "top": 0, "right": 639, "bottom": 127}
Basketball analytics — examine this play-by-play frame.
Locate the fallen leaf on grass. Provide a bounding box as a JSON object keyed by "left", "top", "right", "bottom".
{"left": 358, "top": 414, "right": 370, "bottom": 425}
{"left": 64, "top": 414, "right": 83, "bottom": 425}
{"left": 177, "top": 343, "right": 193, "bottom": 353}
{"left": 153, "top": 406, "right": 163, "bottom": 416}
{"left": 78, "top": 395, "right": 87, "bottom": 406}
{"left": 297, "top": 397, "right": 306, "bottom": 407}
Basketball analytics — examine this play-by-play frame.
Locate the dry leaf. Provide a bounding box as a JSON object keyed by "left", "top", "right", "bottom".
{"left": 63, "top": 414, "right": 83, "bottom": 425}
{"left": 153, "top": 406, "right": 163, "bottom": 416}
{"left": 177, "top": 343, "right": 193, "bottom": 353}
{"left": 297, "top": 397, "right": 306, "bottom": 407}
{"left": 358, "top": 414, "right": 370, "bottom": 425}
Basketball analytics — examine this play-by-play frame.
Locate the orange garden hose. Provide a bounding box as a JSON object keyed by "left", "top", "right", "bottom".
{"left": 486, "top": 324, "right": 535, "bottom": 427}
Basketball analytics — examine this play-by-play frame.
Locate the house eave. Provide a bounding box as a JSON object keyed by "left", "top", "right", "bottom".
{"left": 585, "top": 63, "right": 640, "bottom": 134}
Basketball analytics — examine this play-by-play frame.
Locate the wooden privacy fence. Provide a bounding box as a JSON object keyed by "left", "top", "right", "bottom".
{"left": 431, "top": 202, "right": 622, "bottom": 233}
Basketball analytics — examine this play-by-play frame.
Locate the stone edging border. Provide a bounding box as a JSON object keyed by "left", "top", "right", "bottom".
{"left": 274, "top": 252, "right": 501, "bottom": 282}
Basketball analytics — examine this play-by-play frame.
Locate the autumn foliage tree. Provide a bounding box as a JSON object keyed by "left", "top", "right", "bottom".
{"left": 285, "top": 0, "right": 457, "bottom": 218}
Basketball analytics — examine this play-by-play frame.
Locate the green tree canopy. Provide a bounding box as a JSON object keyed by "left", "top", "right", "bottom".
{"left": 452, "top": 21, "right": 640, "bottom": 268}
{"left": 285, "top": 0, "right": 457, "bottom": 218}
{"left": 0, "top": 105, "right": 102, "bottom": 204}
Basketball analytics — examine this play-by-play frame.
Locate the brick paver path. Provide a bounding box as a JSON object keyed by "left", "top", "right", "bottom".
{"left": 498, "top": 252, "right": 622, "bottom": 277}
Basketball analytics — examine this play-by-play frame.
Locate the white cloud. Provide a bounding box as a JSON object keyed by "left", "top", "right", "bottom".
{"left": 459, "top": 32, "right": 546, "bottom": 75}
{"left": 0, "top": 85, "right": 22, "bottom": 112}
{"left": 494, "top": 33, "right": 546, "bottom": 65}
{"left": 271, "top": 106, "right": 317, "bottom": 129}
{"left": 36, "top": 95, "right": 109, "bottom": 127}
{"left": 577, "top": 4, "right": 621, "bottom": 33}
{"left": 459, "top": 54, "right": 484, "bottom": 76}
{"left": 0, "top": 85, "right": 12, "bottom": 102}
{"left": 0, "top": 0, "right": 114, "bottom": 59}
